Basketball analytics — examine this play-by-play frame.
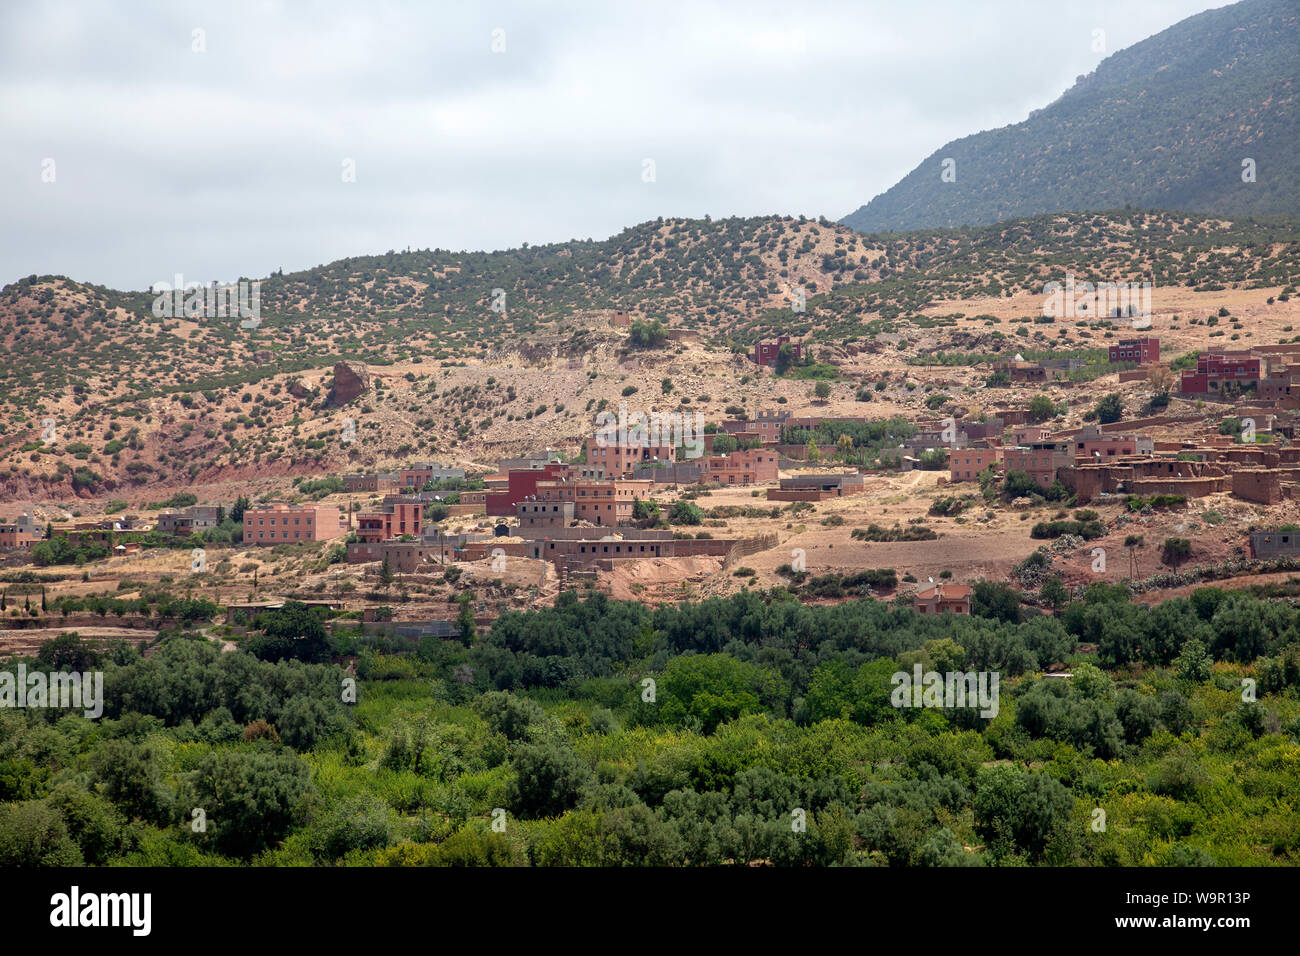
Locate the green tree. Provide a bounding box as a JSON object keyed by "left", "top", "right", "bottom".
{"left": 1028, "top": 395, "right": 1057, "bottom": 423}
{"left": 1095, "top": 393, "right": 1124, "bottom": 424}
{"left": 972, "top": 580, "right": 1022, "bottom": 624}
{"left": 659, "top": 653, "right": 784, "bottom": 733}
{"left": 1039, "top": 576, "right": 1069, "bottom": 613}
{"left": 247, "top": 601, "right": 330, "bottom": 663}
{"left": 507, "top": 743, "right": 593, "bottom": 818}
{"left": 0, "top": 801, "right": 83, "bottom": 866}
{"left": 186, "top": 749, "right": 313, "bottom": 858}
{"left": 669, "top": 501, "right": 703, "bottom": 525}
{"left": 456, "top": 592, "right": 476, "bottom": 647}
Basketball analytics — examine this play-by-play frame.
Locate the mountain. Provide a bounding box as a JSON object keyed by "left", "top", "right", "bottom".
{"left": 840, "top": 0, "right": 1300, "bottom": 234}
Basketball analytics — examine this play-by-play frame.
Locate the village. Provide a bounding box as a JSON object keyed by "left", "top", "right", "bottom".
{"left": 5, "top": 332, "right": 1300, "bottom": 636}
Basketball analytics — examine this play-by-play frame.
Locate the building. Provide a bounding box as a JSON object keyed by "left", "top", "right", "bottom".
{"left": 485, "top": 463, "right": 571, "bottom": 517}
{"left": 631, "top": 461, "right": 704, "bottom": 484}
{"left": 699, "top": 448, "right": 780, "bottom": 485}
{"left": 992, "top": 360, "right": 1048, "bottom": 384}
{"left": 0, "top": 525, "right": 34, "bottom": 549}
{"left": 1010, "top": 426, "right": 1050, "bottom": 445}
{"left": 356, "top": 496, "right": 423, "bottom": 544}
{"left": 533, "top": 477, "right": 654, "bottom": 525}
{"left": 950, "top": 447, "right": 1004, "bottom": 483}
{"left": 584, "top": 435, "right": 676, "bottom": 477}
{"left": 1109, "top": 336, "right": 1160, "bottom": 365}
{"left": 1072, "top": 426, "right": 1153, "bottom": 460}
{"left": 522, "top": 527, "right": 742, "bottom": 574}
{"left": 751, "top": 336, "right": 803, "bottom": 368}
{"left": 243, "top": 504, "right": 346, "bottom": 544}
{"left": 767, "top": 473, "right": 866, "bottom": 501}
{"left": 343, "top": 473, "right": 400, "bottom": 494}
{"left": 905, "top": 427, "right": 966, "bottom": 451}
{"left": 1249, "top": 529, "right": 1300, "bottom": 560}
{"left": 498, "top": 450, "right": 565, "bottom": 470}
{"left": 517, "top": 499, "right": 575, "bottom": 529}
{"left": 913, "top": 584, "right": 972, "bottom": 615}
{"left": 753, "top": 408, "right": 791, "bottom": 443}
{"left": 1003, "top": 441, "right": 1074, "bottom": 490}
{"left": 1180, "top": 350, "right": 1264, "bottom": 395}
{"left": 156, "top": 505, "right": 222, "bottom": 535}
{"left": 398, "top": 462, "right": 466, "bottom": 490}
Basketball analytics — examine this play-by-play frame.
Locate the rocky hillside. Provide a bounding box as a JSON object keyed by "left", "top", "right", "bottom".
{"left": 1, "top": 209, "right": 1297, "bottom": 502}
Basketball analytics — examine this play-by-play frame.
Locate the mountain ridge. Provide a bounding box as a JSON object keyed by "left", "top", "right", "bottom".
{"left": 840, "top": 0, "right": 1300, "bottom": 233}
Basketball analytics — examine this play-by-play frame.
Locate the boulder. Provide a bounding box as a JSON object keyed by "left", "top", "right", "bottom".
{"left": 330, "top": 361, "right": 370, "bottom": 406}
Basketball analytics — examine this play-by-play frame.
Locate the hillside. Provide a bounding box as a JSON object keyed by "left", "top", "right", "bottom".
{"left": 1, "top": 209, "right": 1298, "bottom": 501}
{"left": 840, "top": 0, "right": 1300, "bottom": 233}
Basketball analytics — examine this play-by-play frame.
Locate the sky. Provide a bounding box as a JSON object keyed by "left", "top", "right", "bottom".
{"left": 0, "top": 0, "right": 1229, "bottom": 290}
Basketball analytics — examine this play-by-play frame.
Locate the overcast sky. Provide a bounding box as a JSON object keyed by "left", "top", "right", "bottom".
{"left": 0, "top": 0, "right": 1227, "bottom": 290}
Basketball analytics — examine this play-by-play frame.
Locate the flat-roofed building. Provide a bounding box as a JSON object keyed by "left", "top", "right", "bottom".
{"left": 398, "top": 462, "right": 466, "bottom": 489}
{"left": 156, "top": 505, "right": 222, "bottom": 535}
{"left": 243, "top": 504, "right": 346, "bottom": 544}
{"left": 950, "top": 447, "right": 1004, "bottom": 482}
{"left": 700, "top": 448, "right": 779, "bottom": 485}
{"left": 0, "top": 525, "right": 34, "bottom": 549}
{"left": 533, "top": 477, "right": 654, "bottom": 525}
{"left": 1003, "top": 441, "right": 1074, "bottom": 490}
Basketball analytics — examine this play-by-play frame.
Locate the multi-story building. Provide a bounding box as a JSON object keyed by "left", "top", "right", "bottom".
{"left": 1072, "top": 425, "right": 1153, "bottom": 460}
{"left": 1010, "top": 426, "right": 1050, "bottom": 445}
{"left": 584, "top": 436, "right": 676, "bottom": 477}
{"left": 242, "top": 504, "right": 346, "bottom": 544}
{"left": 485, "top": 463, "right": 571, "bottom": 516}
{"left": 533, "top": 477, "right": 654, "bottom": 525}
{"left": 720, "top": 409, "right": 789, "bottom": 444}
{"left": 1003, "top": 441, "right": 1074, "bottom": 489}
{"left": 1108, "top": 336, "right": 1160, "bottom": 365}
{"left": 516, "top": 499, "right": 575, "bottom": 530}
{"left": 343, "top": 473, "right": 401, "bottom": 494}
{"left": 950, "top": 447, "right": 1004, "bottom": 483}
{"left": 356, "top": 496, "right": 423, "bottom": 545}
{"left": 0, "top": 525, "right": 34, "bottom": 549}
{"left": 700, "top": 448, "right": 780, "bottom": 485}
{"left": 498, "top": 450, "right": 565, "bottom": 470}
{"left": 1180, "top": 350, "right": 1264, "bottom": 394}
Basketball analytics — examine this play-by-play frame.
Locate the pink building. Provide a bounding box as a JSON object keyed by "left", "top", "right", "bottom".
{"left": 700, "top": 448, "right": 780, "bottom": 485}
{"left": 584, "top": 436, "right": 676, "bottom": 477}
{"left": 950, "top": 447, "right": 1004, "bottom": 482}
{"left": 243, "top": 504, "right": 346, "bottom": 545}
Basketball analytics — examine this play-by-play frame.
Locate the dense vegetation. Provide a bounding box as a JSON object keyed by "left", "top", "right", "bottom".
{"left": 4, "top": 584, "right": 1300, "bottom": 867}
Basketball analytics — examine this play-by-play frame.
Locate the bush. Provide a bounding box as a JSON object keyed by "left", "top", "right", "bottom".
{"left": 669, "top": 501, "right": 704, "bottom": 526}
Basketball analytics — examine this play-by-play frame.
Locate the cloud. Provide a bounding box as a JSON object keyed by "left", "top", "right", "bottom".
{"left": 0, "top": 0, "right": 1223, "bottom": 288}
